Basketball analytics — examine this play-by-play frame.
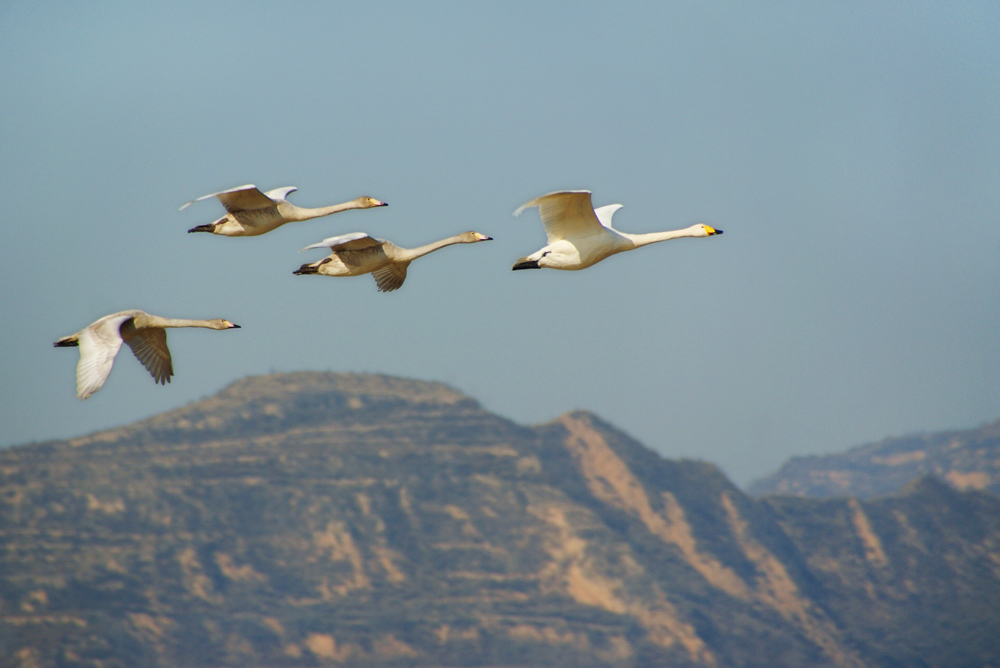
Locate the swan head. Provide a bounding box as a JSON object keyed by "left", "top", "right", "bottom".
{"left": 213, "top": 319, "right": 241, "bottom": 329}
{"left": 463, "top": 231, "right": 493, "bottom": 243}
{"left": 358, "top": 197, "right": 388, "bottom": 208}
{"left": 694, "top": 224, "right": 723, "bottom": 237}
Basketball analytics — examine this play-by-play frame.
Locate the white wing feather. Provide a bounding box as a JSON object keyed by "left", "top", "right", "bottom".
{"left": 263, "top": 186, "right": 298, "bottom": 202}
{"left": 179, "top": 184, "right": 277, "bottom": 213}
{"left": 74, "top": 313, "right": 134, "bottom": 400}
{"left": 514, "top": 190, "right": 604, "bottom": 243}
{"left": 594, "top": 204, "right": 623, "bottom": 230}
{"left": 300, "top": 232, "right": 382, "bottom": 252}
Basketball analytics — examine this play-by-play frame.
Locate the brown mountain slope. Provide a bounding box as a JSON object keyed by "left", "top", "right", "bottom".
{"left": 748, "top": 419, "right": 1000, "bottom": 498}
{"left": 2, "top": 372, "right": 999, "bottom": 668}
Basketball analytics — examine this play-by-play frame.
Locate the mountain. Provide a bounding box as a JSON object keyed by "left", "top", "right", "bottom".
{"left": 3, "top": 372, "right": 1000, "bottom": 668}
{"left": 748, "top": 419, "right": 1000, "bottom": 499}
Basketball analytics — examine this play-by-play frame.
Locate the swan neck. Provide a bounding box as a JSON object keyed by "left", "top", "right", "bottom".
{"left": 286, "top": 201, "right": 358, "bottom": 221}
{"left": 137, "top": 315, "right": 216, "bottom": 329}
{"left": 625, "top": 228, "right": 695, "bottom": 248}
{"left": 398, "top": 236, "right": 465, "bottom": 261}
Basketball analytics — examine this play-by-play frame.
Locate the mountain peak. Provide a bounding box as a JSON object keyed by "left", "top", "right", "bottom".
{"left": 63, "top": 372, "right": 480, "bottom": 450}
{"left": 217, "top": 371, "right": 471, "bottom": 406}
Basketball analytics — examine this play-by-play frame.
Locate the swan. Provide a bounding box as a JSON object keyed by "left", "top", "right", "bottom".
{"left": 293, "top": 231, "right": 492, "bottom": 292}
{"left": 54, "top": 310, "right": 240, "bottom": 399}
{"left": 182, "top": 184, "right": 387, "bottom": 236}
{"left": 511, "top": 190, "right": 722, "bottom": 271}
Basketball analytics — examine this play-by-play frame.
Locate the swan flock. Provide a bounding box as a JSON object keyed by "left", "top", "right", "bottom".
{"left": 57, "top": 186, "right": 722, "bottom": 398}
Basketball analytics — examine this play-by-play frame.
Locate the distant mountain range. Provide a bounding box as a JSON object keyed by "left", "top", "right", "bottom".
{"left": 3, "top": 372, "right": 999, "bottom": 668}
{"left": 749, "top": 419, "right": 1000, "bottom": 498}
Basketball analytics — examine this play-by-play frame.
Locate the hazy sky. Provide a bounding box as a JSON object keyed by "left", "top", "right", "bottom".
{"left": 2, "top": 2, "right": 998, "bottom": 486}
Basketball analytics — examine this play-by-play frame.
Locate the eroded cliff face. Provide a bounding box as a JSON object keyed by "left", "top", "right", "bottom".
{"left": 2, "top": 372, "right": 999, "bottom": 668}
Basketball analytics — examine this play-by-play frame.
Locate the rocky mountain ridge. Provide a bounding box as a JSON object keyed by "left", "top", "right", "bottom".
{"left": 3, "top": 372, "right": 999, "bottom": 668}
{"left": 749, "top": 418, "right": 1000, "bottom": 498}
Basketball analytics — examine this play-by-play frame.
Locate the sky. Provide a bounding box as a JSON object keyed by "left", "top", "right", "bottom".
{"left": 1, "top": 2, "right": 998, "bottom": 486}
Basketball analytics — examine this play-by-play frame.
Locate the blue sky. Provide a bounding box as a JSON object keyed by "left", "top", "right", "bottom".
{"left": 2, "top": 2, "right": 998, "bottom": 485}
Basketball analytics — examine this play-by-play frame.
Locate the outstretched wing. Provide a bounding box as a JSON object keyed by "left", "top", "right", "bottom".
{"left": 74, "top": 313, "right": 135, "bottom": 400}
{"left": 263, "top": 186, "right": 298, "bottom": 202}
{"left": 300, "top": 232, "right": 383, "bottom": 252}
{"left": 125, "top": 328, "right": 174, "bottom": 385}
{"left": 594, "top": 204, "right": 623, "bottom": 230}
{"left": 371, "top": 263, "right": 407, "bottom": 292}
{"left": 514, "top": 190, "right": 604, "bottom": 243}
{"left": 179, "top": 184, "right": 278, "bottom": 213}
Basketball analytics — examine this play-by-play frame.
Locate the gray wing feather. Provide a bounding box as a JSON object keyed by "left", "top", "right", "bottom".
{"left": 371, "top": 264, "right": 407, "bottom": 292}
{"left": 125, "top": 329, "right": 174, "bottom": 385}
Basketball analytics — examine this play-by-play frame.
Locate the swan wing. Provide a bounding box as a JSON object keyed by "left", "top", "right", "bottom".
{"left": 514, "top": 190, "right": 603, "bottom": 243}
{"left": 125, "top": 328, "right": 174, "bottom": 385}
{"left": 372, "top": 263, "right": 407, "bottom": 292}
{"left": 179, "top": 184, "right": 276, "bottom": 213}
{"left": 594, "top": 204, "right": 623, "bottom": 230}
{"left": 74, "top": 313, "right": 135, "bottom": 399}
{"left": 263, "top": 186, "right": 298, "bottom": 202}
{"left": 300, "top": 232, "right": 383, "bottom": 252}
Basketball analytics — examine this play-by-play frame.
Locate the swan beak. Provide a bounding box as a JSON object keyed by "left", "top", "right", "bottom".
{"left": 512, "top": 259, "right": 540, "bottom": 271}
{"left": 229, "top": 323, "right": 241, "bottom": 329}
{"left": 713, "top": 228, "right": 723, "bottom": 235}
{"left": 478, "top": 234, "right": 493, "bottom": 241}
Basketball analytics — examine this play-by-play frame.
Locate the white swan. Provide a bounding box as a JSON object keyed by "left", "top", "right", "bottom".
{"left": 511, "top": 190, "right": 722, "bottom": 271}
{"left": 293, "top": 231, "right": 492, "bottom": 292}
{"left": 182, "top": 184, "right": 387, "bottom": 236}
{"left": 54, "top": 310, "right": 240, "bottom": 399}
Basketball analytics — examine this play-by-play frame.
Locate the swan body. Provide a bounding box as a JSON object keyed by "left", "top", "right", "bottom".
{"left": 182, "top": 184, "right": 387, "bottom": 236}
{"left": 54, "top": 310, "right": 240, "bottom": 399}
{"left": 294, "top": 231, "right": 492, "bottom": 292}
{"left": 512, "top": 190, "right": 722, "bottom": 271}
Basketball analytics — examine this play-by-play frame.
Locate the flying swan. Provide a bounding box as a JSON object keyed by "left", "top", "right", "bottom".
{"left": 54, "top": 310, "right": 240, "bottom": 399}
{"left": 293, "top": 231, "right": 492, "bottom": 292}
{"left": 182, "top": 184, "right": 387, "bottom": 236}
{"left": 511, "top": 190, "right": 722, "bottom": 271}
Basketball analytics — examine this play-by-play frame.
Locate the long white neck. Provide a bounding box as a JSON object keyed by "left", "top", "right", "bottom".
{"left": 137, "top": 315, "right": 219, "bottom": 329}
{"left": 622, "top": 225, "right": 703, "bottom": 248}
{"left": 284, "top": 200, "right": 363, "bottom": 222}
{"left": 397, "top": 235, "right": 470, "bottom": 262}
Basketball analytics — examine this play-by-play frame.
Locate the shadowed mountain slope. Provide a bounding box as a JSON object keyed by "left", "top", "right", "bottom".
{"left": 748, "top": 419, "right": 1000, "bottom": 498}
{"left": 3, "top": 372, "right": 999, "bottom": 668}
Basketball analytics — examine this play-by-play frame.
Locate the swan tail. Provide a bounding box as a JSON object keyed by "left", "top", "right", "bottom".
{"left": 293, "top": 263, "right": 318, "bottom": 275}
{"left": 187, "top": 223, "right": 217, "bottom": 234}
{"left": 54, "top": 335, "right": 79, "bottom": 347}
